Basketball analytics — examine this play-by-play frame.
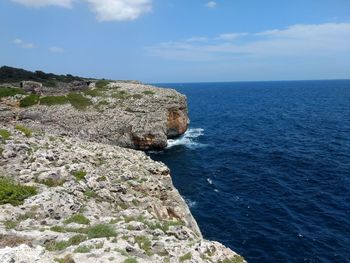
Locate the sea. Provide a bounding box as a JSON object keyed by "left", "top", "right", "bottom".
{"left": 150, "top": 80, "right": 350, "bottom": 263}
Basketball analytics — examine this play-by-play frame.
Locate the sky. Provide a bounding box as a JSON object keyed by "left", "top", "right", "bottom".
{"left": 1, "top": 0, "right": 350, "bottom": 83}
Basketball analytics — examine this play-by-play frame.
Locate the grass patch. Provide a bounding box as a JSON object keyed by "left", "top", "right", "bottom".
{"left": 112, "top": 90, "right": 129, "bottom": 100}
{"left": 0, "top": 129, "right": 11, "bottom": 141}
{"left": 39, "top": 178, "right": 65, "bottom": 187}
{"left": 67, "top": 92, "right": 92, "bottom": 110}
{"left": 84, "top": 190, "right": 97, "bottom": 198}
{"left": 3, "top": 220, "right": 18, "bottom": 230}
{"left": 135, "top": 235, "right": 152, "bottom": 256}
{"left": 131, "top": 94, "right": 142, "bottom": 99}
{"left": 142, "top": 90, "right": 155, "bottom": 95}
{"left": 54, "top": 254, "right": 75, "bottom": 263}
{"left": 0, "top": 87, "right": 27, "bottom": 97}
{"left": 219, "top": 256, "right": 245, "bottom": 263}
{"left": 64, "top": 214, "right": 90, "bottom": 225}
{"left": 74, "top": 245, "right": 91, "bottom": 253}
{"left": 40, "top": 96, "right": 69, "bottom": 106}
{"left": 46, "top": 235, "right": 87, "bottom": 251}
{"left": 0, "top": 178, "right": 37, "bottom": 206}
{"left": 95, "top": 80, "right": 110, "bottom": 89}
{"left": 179, "top": 252, "right": 192, "bottom": 262}
{"left": 97, "top": 176, "right": 107, "bottom": 182}
{"left": 15, "top": 125, "right": 32, "bottom": 137}
{"left": 86, "top": 224, "right": 116, "bottom": 239}
{"left": 123, "top": 258, "right": 138, "bottom": 263}
{"left": 19, "top": 94, "right": 40, "bottom": 107}
{"left": 72, "top": 170, "right": 86, "bottom": 181}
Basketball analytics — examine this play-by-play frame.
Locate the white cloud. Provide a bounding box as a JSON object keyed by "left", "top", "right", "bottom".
{"left": 11, "top": 0, "right": 74, "bottom": 8}
{"left": 205, "top": 1, "right": 217, "bottom": 8}
{"left": 11, "top": 0, "right": 152, "bottom": 21}
{"left": 217, "top": 33, "right": 247, "bottom": 40}
{"left": 86, "top": 0, "right": 152, "bottom": 21}
{"left": 49, "top": 46, "right": 64, "bottom": 53}
{"left": 13, "top": 38, "right": 35, "bottom": 49}
{"left": 186, "top": 36, "right": 208, "bottom": 42}
{"left": 147, "top": 23, "right": 350, "bottom": 61}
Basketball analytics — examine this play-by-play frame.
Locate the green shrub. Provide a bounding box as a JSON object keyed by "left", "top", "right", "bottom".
{"left": 95, "top": 80, "right": 110, "bottom": 89}
{"left": 0, "top": 87, "right": 27, "bottom": 97}
{"left": 19, "top": 94, "right": 40, "bottom": 107}
{"left": 85, "top": 224, "right": 116, "bottom": 239}
{"left": 67, "top": 92, "right": 92, "bottom": 110}
{"left": 15, "top": 125, "right": 32, "bottom": 137}
{"left": 135, "top": 235, "right": 152, "bottom": 256}
{"left": 74, "top": 245, "right": 91, "bottom": 253}
{"left": 179, "top": 252, "right": 192, "bottom": 262}
{"left": 219, "top": 256, "right": 245, "bottom": 263}
{"left": 72, "top": 170, "right": 86, "bottom": 181}
{"left": 0, "top": 178, "right": 37, "bottom": 206}
{"left": 0, "top": 129, "right": 11, "bottom": 141}
{"left": 40, "top": 96, "right": 69, "bottom": 106}
{"left": 112, "top": 90, "right": 129, "bottom": 100}
{"left": 123, "top": 258, "right": 138, "bottom": 263}
{"left": 44, "top": 80, "right": 57, "bottom": 87}
{"left": 39, "top": 178, "right": 65, "bottom": 187}
{"left": 46, "top": 235, "right": 86, "bottom": 251}
{"left": 142, "top": 90, "right": 155, "bottom": 95}
{"left": 64, "top": 214, "right": 90, "bottom": 225}
{"left": 4, "top": 220, "right": 18, "bottom": 230}
{"left": 54, "top": 254, "right": 75, "bottom": 263}
{"left": 84, "top": 190, "right": 97, "bottom": 198}
{"left": 131, "top": 94, "right": 142, "bottom": 99}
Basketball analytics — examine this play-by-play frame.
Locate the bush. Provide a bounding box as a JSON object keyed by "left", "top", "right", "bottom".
{"left": 67, "top": 92, "right": 92, "bottom": 110}
{"left": 40, "top": 96, "right": 69, "bottom": 106}
{"left": 123, "top": 258, "right": 138, "bottom": 263}
{"left": 179, "top": 252, "right": 192, "bottom": 262}
{"left": 95, "top": 80, "right": 110, "bottom": 89}
{"left": 0, "top": 178, "right": 37, "bottom": 206}
{"left": 74, "top": 245, "right": 91, "bottom": 253}
{"left": 85, "top": 224, "right": 116, "bottom": 239}
{"left": 0, "top": 87, "right": 27, "bottom": 97}
{"left": 0, "top": 129, "right": 11, "bottom": 141}
{"left": 64, "top": 214, "right": 90, "bottom": 225}
{"left": 142, "top": 90, "right": 155, "bottom": 95}
{"left": 135, "top": 235, "right": 152, "bottom": 256}
{"left": 19, "top": 94, "right": 40, "bottom": 107}
{"left": 72, "top": 170, "right": 86, "bottom": 181}
{"left": 46, "top": 235, "right": 86, "bottom": 251}
{"left": 15, "top": 125, "right": 32, "bottom": 137}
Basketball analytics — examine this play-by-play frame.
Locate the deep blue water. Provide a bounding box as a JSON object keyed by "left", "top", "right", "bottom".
{"left": 150, "top": 80, "right": 350, "bottom": 263}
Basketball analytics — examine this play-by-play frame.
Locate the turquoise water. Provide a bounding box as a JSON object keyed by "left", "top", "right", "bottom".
{"left": 151, "top": 80, "right": 350, "bottom": 262}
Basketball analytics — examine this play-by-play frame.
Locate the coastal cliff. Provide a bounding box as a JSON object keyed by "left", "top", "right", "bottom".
{"left": 0, "top": 68, "right": 244, "bottom": 263}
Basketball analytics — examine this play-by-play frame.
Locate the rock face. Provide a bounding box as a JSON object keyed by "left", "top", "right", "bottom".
{"left": 1, "top": 82, "right": 188, "bottom": 150}
{"left": 0, "top": 125, "right": 244, "bottom": 263}
{"left": 20, "top": 81, "right": 43, "bottom": 94}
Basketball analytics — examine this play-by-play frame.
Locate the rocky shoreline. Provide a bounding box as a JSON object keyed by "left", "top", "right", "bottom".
{"left": 0, "top": 77, "right": 245, "bottom": 262}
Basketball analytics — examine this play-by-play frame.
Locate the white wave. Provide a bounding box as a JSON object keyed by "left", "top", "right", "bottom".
{"left": 184, "top": 198, "right": 197, "bottom": 208}
{"left": 167, "top": 128, "right": 206, "bottom": 149}
{"left": 207, "top": 178, "right": 213, "bottom": 185}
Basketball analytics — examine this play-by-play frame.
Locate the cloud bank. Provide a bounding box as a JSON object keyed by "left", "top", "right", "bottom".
{"left": 11, "top": 0, "right": 152, "bottom": 21}
{"left": 147, "top": 23, "right": 350, "bottom": 61}
{"left": 13, "top": 38, "right": 35, "bottom": 49}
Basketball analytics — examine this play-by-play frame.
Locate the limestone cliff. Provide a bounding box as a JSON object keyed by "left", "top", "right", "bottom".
{"left": 0, "top": 79, "right": 245, "bottom": 263}
{"left": 0, "top": 81, "right": 188, "bottom": 150}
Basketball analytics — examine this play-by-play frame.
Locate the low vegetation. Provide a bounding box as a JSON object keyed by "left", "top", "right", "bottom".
{"left": 15, "top": 125, "right": 32, "bottom": 137}
{"left": 142, "top": 90, "right": 155, "bottom": 95}
{"left": 40, "top": 96, "right": 69, "bottom": 106}
{"left": 0, "top": 129, "right": 11, "bottom": 141}
{"left": 0, "top": 177, "right": 37, "bottom": 206}
{"left": 0, "top": 87, "right": 27, "bottom": 97}
{"left": 123, "top": 258, "right": 138, "bottom": 263}
{"left": 135, "top": 235, "right": 152, "bottom": 256}
{"left": 67, "top": 92, "right": 92, "bottom": 110}
{"left": 64, "top": 214, "right": 90, "bottom": 225}
{"left": 179, "top": 252, "right": 192, "bottom": 262}
{"left": 19, "top": 94, "right": 40, "bottom": 107}
{"left": 85, "top": 224, "right": 117, "bottom": 239}
{"left": 72, "top": 170, "right": 87, "bottom": 181}
{"left": 219, "top": 256, "right": 246, "bottom": 263}
{"left": 46, "top": 235, "right": 87, "bottom": 251}
{"left": 95, "top": 80, "right": 110, "bottom": 89}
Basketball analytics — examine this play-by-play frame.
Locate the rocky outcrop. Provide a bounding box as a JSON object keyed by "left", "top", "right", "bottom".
{"left": 0, "top": 125, "right": 244, "bottom": 263}
{"left": 0, "top": 82, "right": 188, "bottom": 150}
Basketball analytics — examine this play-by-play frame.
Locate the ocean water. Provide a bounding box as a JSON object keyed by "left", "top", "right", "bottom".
{"left": 150, "top": 80, "right": 350, "bottom": 263}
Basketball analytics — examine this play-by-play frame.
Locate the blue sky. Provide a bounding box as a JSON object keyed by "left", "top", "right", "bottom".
{"left": 1, "top": 0, "right": 350, "bottom": 82}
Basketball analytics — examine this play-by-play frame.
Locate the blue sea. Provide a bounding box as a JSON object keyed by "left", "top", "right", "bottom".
{"left": 150, "top": 80, "right": 350, "bottom": 263}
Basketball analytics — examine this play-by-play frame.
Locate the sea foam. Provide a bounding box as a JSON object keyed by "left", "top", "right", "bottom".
{"left": 167, "top": 128, "right": 205, "bottom": 149}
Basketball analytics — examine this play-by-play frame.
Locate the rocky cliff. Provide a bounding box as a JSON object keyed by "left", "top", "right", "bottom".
{"left": 0, "top": 77, "right": 245, "bottom": 263}
{"left": 0, "top": 81, "right": 188, "bottom": 150}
